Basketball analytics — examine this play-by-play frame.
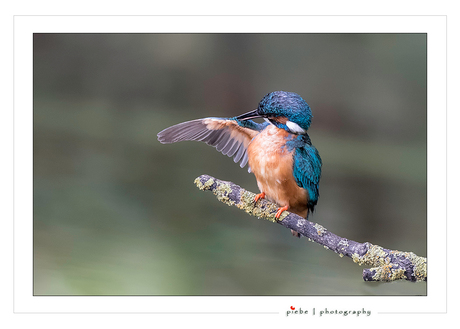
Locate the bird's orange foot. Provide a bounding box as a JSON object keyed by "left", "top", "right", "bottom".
{"left": 254, "top": 192, "right": 265, "bottom": 203}
{"left": 275, "top": 205, "right": 289, "bottom": 219}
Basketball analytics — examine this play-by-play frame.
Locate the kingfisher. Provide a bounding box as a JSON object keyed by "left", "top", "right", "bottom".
{"left": 157, "top": 91, "right": 322, "bottom": 237}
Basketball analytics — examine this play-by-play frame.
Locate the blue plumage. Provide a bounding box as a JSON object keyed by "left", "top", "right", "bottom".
{"left": 282, "top": 133, "right": 322, "bottom": 210}
{"left": 293, "top": 145, "right": 322, "bottom": 209}
{"left": 232, "top": 117, "right": 269, "bottom": 131}
{"left": 257, "top": 91, "right": 313, "bottom": 131}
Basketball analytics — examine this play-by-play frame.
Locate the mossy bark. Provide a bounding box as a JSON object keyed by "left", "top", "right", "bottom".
{"left": 195, "top": 174, "right": 426, "bottom": 282}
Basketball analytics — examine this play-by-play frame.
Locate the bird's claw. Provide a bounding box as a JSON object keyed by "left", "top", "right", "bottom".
{"left": 275, "top": 205, "right": 289, "bottom": 219}
{"left": 254, "top": 192, "right": 265, "bottom": 203}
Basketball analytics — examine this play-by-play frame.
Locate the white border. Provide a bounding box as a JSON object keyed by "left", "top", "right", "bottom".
{"left": 14, "top": 15, "right": 446, "bottom": 315}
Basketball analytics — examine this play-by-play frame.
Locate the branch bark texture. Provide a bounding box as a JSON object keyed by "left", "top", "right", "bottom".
{"left": 195, "top": 174, "right": 427, "bottom": 282}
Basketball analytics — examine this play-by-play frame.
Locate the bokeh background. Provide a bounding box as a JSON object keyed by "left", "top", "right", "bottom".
{"left": 33, "top": 33, "right": 426, "bottom": 295}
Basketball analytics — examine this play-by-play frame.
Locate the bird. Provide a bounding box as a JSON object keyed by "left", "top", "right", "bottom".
{"left": 157, "top": 91, "right": 322, "bottom": 237}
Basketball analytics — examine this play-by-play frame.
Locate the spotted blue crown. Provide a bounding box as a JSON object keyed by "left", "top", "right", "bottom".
{"left": 257, "top": 91, "right": 312, "bottom": 131}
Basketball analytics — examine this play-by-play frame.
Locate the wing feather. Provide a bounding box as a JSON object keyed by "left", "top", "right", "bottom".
{"left": 220, "top": 138, "right": 237, "bottom": 155}
{"left": 233, "top": 143, "right": 245, "bottom": 163}
{"left": 157, "top": 118, "right": 259, "bottom": 169}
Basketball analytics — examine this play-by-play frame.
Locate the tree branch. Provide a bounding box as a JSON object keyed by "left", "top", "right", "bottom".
{"left": 194, "top": 174, "right": 427, "bottom": 282}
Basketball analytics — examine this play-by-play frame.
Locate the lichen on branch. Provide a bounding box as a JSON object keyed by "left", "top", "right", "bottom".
{"left": 194, "top": 174, "right": 427, "bottom": 282}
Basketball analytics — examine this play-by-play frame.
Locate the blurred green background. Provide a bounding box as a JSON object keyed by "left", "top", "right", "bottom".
{"left": 33, "top": 33, "right": 426, "bottom": 295}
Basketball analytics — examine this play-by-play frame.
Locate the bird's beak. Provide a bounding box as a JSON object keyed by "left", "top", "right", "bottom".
{"left": 236, "top": 109, "right": 262, "bottom": 121}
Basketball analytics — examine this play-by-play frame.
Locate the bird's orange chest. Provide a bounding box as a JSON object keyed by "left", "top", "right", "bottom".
{"left": 248, "top": 125, "right": 294, "bottom": 178}
{"left": 247, "top": 125, "right": 309, "bottom": 216}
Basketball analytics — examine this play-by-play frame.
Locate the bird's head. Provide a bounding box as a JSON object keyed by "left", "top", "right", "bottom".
{"left": 237, "top": 91, "right": 312, "bottom": 134}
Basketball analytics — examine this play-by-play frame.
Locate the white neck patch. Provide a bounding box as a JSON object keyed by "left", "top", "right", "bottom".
{"left": 286, "top": 120, "right": 307, "bottom": 134}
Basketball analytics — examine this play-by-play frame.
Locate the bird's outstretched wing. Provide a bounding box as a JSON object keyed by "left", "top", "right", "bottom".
{"left": 292, "top": 144, "right": 322, "bottom": 210}
{"left": 157, "top": 117, "right": 266, "bottom": 169}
